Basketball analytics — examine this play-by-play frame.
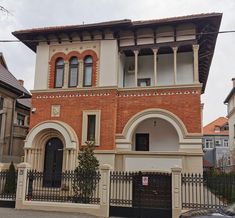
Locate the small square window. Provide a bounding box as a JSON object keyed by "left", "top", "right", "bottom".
{"left": 17, "top": 114, "right": 25, "bottom": 126}
{"left": 137, "top": 78, "right": 151, "bottom": 87}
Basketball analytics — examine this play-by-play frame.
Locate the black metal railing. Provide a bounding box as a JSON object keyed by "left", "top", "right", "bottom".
{"left": 25, "top": 170, "right": 101, "bottom": 204}
{"left": 0, "top": 170, "right": 18, "bottom": 200}
{"left": 110, "top": 171, "right": 172, "bottom": 208}
{"left": 182, "top": 173, "right": 235, "bottom": 209}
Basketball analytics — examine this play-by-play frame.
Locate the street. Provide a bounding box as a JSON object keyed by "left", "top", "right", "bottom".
{"left": 0, "top": 208, "right": 98, "bottom": 218}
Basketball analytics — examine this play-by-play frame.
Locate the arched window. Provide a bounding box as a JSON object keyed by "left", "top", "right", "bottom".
{"left": 54, "top": 58, "right": 64, "bottom": 88}
{"left": 69, "top": 57, "right": 78, "bottom": 87}
{"left": 83, "top": 56, "right": 93, "bottom": 87}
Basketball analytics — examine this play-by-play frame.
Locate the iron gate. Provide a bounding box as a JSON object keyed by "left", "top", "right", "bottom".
{"left": 109, "top": 171, "right": 172, "bottom": 218}
{"left": 0, "top": 170, "right": 18, "bottom": 208}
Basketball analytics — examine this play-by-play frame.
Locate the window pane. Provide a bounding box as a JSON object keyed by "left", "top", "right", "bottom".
{"left": 0, "top": 97, "right": 3, "bottom": 110}
{"left": 70, "top": 57, "right": 78, "bottom": 65}
{"left": 0, "top": 114, "right": 2, "bottom": 134}
{"left": 84, "top": 66, "right": 92, "bottom": 86}
{"left": 69, "top": 67, "right": 78, "bottom": 87}
{"left": 84, "top": 56, "right": 93, "bottom": 64}
{"left": 17, "top": 114, "right": 25, "bottom": 126}
{"left": 87, "top": 115, "right": 96, "bottom": 141}
{"left": 55, "top": 68, "right": 63, "bottom": 87}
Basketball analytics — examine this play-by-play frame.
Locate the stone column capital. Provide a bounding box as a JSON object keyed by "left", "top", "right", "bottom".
{"left": 133, "top": 50, "right": 139, "bottom": 55}
{"left": 172, "top": 46, "right": 178, "bottom": 52}
{"left": 192, "top": 44, "right": 200, "bottom": 51}
{"left": 152, "top": 48, "right": 159, "bottom": 53}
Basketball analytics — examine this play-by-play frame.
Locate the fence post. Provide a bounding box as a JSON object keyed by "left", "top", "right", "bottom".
{"left": 15, "top": 162, "right": 31, "bottom": 209}
{"left": 171, "top": 167, "right": 182, "bottom": 218}
{"left": 100, "top": 164, "right": 111, "bottom": 218}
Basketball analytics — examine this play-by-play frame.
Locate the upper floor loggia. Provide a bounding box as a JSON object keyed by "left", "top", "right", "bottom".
{"left": 12, "top": 13, "right": 222, "bottom": 93}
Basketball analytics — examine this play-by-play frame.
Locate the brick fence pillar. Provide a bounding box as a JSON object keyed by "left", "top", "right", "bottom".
{"left": 15, "top": 162, "right": 31, "bottom": 209}
{"left": 171, "top": 167, "right": 182, "bottom": 218}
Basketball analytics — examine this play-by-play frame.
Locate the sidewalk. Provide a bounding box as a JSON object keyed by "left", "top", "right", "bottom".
{"left": 0, "top": 208, "right": 98, "bottom": 218}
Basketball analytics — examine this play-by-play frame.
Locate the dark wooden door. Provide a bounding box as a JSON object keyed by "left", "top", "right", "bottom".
{"left": 135, "top": 133, "right": 149, "bottom": 151}
{"left": 43, "top": 137, "right": 63, "bottom": 187}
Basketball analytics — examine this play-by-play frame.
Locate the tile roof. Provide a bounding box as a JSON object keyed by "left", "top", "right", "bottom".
{"left": 0, "top": 63, "right": 31, "bottom": 97}
{"left": 203, "top": 117, "right": 229, "bottom": 135}
{"left": 203, "top": 159, "right": 213, "bottom": 168}
{"left": 12, "top": 13, "right": 221, "bottom": 35}
{"left": 17, "top": 98, "right": 31, "bottom": 109}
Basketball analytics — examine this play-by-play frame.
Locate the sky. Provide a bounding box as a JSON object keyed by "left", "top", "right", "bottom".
{"left": 0, "top": 0, "right": 234, "bottom": 125}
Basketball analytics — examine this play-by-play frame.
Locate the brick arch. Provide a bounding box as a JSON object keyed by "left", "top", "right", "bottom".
{"left": 67, "top": 51, "right": 82, "bottom": 61}
{"left": 81, "top": 50, "right": 98, "bottom": 87}
{"left": 49, "top": 52, "right": 67, "bottom": 88}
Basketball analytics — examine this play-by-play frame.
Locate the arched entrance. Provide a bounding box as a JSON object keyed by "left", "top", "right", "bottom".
{"left": 43, "top": 137, "right": 63, "bottom": 187}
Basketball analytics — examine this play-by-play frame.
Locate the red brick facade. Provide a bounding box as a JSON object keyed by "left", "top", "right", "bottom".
{"left": 30, "top": 87, "right": 202, "bottom": 150}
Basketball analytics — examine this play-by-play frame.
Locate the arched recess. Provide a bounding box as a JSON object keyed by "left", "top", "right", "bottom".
{"left": 24, "top": 121, "right": 78, "bottom": 171}
{"left": 116, "top": 108, "right": 189, "bottom": 149}
{"left": 25, "top": 120, "right": 78, "bottom": 150}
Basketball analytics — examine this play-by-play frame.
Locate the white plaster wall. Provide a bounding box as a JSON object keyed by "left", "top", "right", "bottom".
{"left": 125, "top": 157, "right": 182, "bottom": 172}
{"left": 99, "top": 40, "right": 118, "bottom": 86}
{"left": 157, "top": 53, "right": 174, "bottom": 85}
{"left": 228, "top": 95, "right": 235, "bottom": 114}
{"left": 124, "top": 56, "right": 135, "bottom": 88}
{"left": 177, "top": 52, "right": 193, "bottom": 84}
{"left": 118, "top": 53, "right": 125, "bottom": 87}
{"left": 34, "top": 44, "right": 50, "bottom": 90}
{"left": 124, "top": 55, "right": 154, "bottom": 87}
{"left": 138, "top": 56, "right": 154, "bottom": 85}
{"left": 132, "top": 118, "right": 179, "bottom": 151}
{"left": 228, "top": 112, "right": 235, "bottom": 150}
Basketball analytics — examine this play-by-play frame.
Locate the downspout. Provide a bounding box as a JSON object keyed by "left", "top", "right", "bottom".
{"left": 8, "top": 92, "right": 25, "bottom": 156}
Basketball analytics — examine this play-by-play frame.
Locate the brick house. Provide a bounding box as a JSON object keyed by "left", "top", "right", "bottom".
{"left": 12, "top": 13, "right": 222, "bottom": 180}
{"left": 202, "top": 117, "right": 230, "bottom": 170}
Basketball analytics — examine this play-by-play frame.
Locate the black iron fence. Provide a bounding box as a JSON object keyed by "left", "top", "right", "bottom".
{"left": 110, "top": 171, "right": 172, "bottom": 218}
{"left": 25, "top": 170, "right": 101, "bottom": 204}
{"left": 182, "top": 173, "right": 235, "bottom": 209}
{"left": 0, "top": 170, "right": 17, "bottom": 200}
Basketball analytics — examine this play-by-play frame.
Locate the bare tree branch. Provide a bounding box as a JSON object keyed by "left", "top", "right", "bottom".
{"left": 0, "top": 5, "right": 10, "bottom": 14}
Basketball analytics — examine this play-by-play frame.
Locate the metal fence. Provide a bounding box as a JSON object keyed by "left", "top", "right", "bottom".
{"left": 25, "top": 170, "right": 101, "bottom": 204}
{"left": 0, "top": 170, "right": 17, "bottom": 200}
{"left": 110, "top": 171, "right": 172, "bottom": 208}
{"left": 109, "top": 171, "right": 172, "bottom": 218}
{"left": 182, "top": 173, "right": 235, "bottom": 209}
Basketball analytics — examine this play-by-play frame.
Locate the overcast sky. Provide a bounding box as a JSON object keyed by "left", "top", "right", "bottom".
{"left": 0, "top": 0, "right": 234, "bottom": 125}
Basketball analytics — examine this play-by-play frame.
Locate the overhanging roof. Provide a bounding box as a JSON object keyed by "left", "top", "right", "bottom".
{"left": 12, "top": 13, "right": 222, "bottom": 93}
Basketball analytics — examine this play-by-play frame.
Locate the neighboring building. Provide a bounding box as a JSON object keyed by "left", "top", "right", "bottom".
{"left": 224, "top": 78, "right": 235, "bottom": 170}
{"left": 0, "top": 52, "right": 31, "bottom": 164}
{"left": 202, "top": 117, "right": 231, "bottom": 169}
{"left": 12, "top": 13, "right": 221, "bottom": 180}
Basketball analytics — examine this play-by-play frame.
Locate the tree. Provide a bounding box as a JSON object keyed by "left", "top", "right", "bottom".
{"left": 0, "top": 5, "right": 10, "bottom": 14}
{"left": 4, "top": 162, "right": 17, "bottom": 194}
{"left": 73, "top": 141, "right": 99, "bottom": 203}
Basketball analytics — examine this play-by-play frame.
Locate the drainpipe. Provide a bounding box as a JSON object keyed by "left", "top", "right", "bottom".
{"left": 8, "top": 92, "right": 25, "bottom": 156}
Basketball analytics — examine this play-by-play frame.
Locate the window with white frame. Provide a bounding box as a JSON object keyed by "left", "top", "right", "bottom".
{"left": 204, "top": 139, "right": 213, "bottom": 149}
{"left": 82, "top": 110, "right": 100, "bottom": 145}
{"left": 223, "top": 139, "right": 229, "bottom": 147}
{"left": 17, "top": 113, "right": 25, "bottom": 126}
{"left": 215, "top": 139, "right": 221, "bottom": 147}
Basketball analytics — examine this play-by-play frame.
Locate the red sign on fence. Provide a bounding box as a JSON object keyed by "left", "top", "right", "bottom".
{"left": 142, "top": 176, "right": 148, "bottom": 186}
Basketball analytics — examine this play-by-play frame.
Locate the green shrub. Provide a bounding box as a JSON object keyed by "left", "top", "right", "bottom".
{"left": 4, "top": 162, "right": 16, "bottom": 194}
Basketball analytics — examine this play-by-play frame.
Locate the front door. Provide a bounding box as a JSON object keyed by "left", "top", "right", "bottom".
{"left": 135, "top": 133, "right": 149, "bottom": 151}
{"left": 43, "top": 137, "right": 63, "bottom": 187}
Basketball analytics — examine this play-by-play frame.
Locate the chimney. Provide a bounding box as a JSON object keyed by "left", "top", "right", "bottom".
{"left": 18, "top": 79, "right": 24, "bottom": 86}
{"left": 232, "top": 78, "right": 235, "bottom": 88}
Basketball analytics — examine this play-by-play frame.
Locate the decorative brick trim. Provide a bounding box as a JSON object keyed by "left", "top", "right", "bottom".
{"left": 49, "top": 50, "right": 98, "bottom": 88}
{"left": 49, "top": 52, "right": 67, "bottom": 88}
{"left": 81, "top": 50, "right": 98, "bottom": 87}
